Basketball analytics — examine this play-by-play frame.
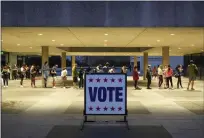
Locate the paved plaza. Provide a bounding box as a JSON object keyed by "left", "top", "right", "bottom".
{"left": 1, "top": 77, "right": 204, "bottom": 138}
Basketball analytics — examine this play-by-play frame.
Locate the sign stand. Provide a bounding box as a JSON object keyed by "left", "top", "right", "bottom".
{"left": 81, "top": 73, "right": 129, "bottom": 131}
{"left": 80, "top": 110, "right": 130, "bottom": 131}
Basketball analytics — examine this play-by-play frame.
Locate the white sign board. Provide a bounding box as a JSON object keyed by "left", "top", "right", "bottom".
{"left": 85, "top": 74, "right": 127, "bottom": 115}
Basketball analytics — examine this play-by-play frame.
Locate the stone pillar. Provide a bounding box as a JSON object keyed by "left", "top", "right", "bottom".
{"left": 143, "top": 52, "right": 148, "bottom": 80}
{"left": 41, "top": 46, "right": 49, "bottom": 86}
{"left": 8, "top": 52, "right": 17, "bottom": 79}
{"left": 162, "top": 46, "right": 169, "bottom": 67}
{"left": 61, "top": 52, "right": 66, "bottom": 69}
{"left": 134, "top": 56, "right": 138, "bottom": 67}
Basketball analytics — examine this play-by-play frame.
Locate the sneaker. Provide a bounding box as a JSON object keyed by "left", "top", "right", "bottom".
{"left": 147, "top": 88, "right": 152, "bottom": 89}
{"left": 191, "top": 88, "right": 195, "bottom": 91}
{"left": 20, "top": 85, "right": 23, "bottom": 88}
{"left": 3, "top": 86, "right": 6, "bottom": 88}
{"left": 6, "top": 86, "right": 8, "bottom": 88}
{"left": 53, "top": 86, "right": 56, "bottom": 89}
{"left": 63, "top": 87, "right": 66, "bottom": 89}
{"left": 187, "top": 88, "right": 189, "bottom": 90}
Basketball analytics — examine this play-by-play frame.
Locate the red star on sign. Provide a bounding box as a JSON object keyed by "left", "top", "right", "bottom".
{"left": 110, "top": 78, "right": 115, "bottom": 82}
{"left": 89, "top": 78, "right": 93, "bottom": 82}
{"left": 104, "top": 106, "right": 108, "bottom": 111}
{"left": 96, "top": 78, "right": 101, "bottom": 82}
{"left": 118, "top": 107, "right": 122, "bottom": 111}
{"left": 111, "top": 106, "right": 115, "bottom": 111}
{"left": 118, "top": 78, "right": 122, "bottom": 83}
{"left": 96, "top": 106, "right": 100, "bottom": 111}
{"left": 89, "top": 106, "right": 93, "bottom": 111}
{"left": 103, "top": 78, "right": 108, "bottom": 82}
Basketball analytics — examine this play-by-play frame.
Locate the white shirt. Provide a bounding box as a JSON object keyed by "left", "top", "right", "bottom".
{"left": 61, "top": 70, "right": 67, "bottom": 77}
{"left": 158, "top": 68, "right": 163, "bottom": 75}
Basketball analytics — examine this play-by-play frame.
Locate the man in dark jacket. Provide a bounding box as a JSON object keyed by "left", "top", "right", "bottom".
{"left": 78, "top": 66, "right": 84, "bottom": 88}
{"left": 146, "top": 65, "right": 152, "bottom": 89}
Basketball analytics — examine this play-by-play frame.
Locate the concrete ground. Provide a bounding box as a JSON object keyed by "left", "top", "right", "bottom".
{"left": 1, "top": 77, "right": 204, "bottom": 138}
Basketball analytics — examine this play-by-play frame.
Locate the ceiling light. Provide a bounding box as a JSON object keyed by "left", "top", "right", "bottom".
{"left": 157, "top": 40, "right": 160, "bottom": 42}
{"left": 60, "top": 44, "right": 64, "bottom": 46}
{"left": 104, "top": 33, "right": 108, "bottom": 36}
{"left": 170, "top": 34, "right": 175, "bottom": 36}
{"left": 178, "top": 48, "right": 181, "bottom": 50}
{"left": 17, "top": 44, "right": 20, "bottom": 46}
{"left": 148, "top": 44, "right": 151, "bottom": 46}
{"left": 191, "top": 44, "right": 195, "bottom": 46}
{"left": 38, "top": 33, "right": 43, "bottom": 36}
{"left": 52, "top": 40, "right": 56, "bottom": 42}
{"left": 30, "top": 47, "right": 32, "bottom": 49}
{"left": 104, "top": 40, "right": 108, "bottom": 42}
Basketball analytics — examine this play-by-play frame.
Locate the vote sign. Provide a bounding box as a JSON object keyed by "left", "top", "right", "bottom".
{"left": 85, "top": 73, "right": 127, "bottom": 115}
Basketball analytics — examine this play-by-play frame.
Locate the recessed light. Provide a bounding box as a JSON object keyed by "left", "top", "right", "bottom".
{"left": 104, "top": 33, "right": 108, "bottom": 36}
{"left": 178, "top": 48, "right": 181, "bottom": 50}
{"left": 170, "top": 34, "right": 175, "bottom": 36}
{"left": 104, "top": 40, "right": 108, "bottom": 42}
{"left": 38, "top": 33, "right": 43, "bottom": 36}
{"left": 191, "top": 44, "right": 195, "bottom": 46}
{"left": 30, "top": 47, "right": 32, "bottom": 49}
{"left": 157, "top": 40, "right": 160, "bottom": 42}
{"left": 52, "top": 40, "right": 56, "bottom": 42}
{"left": 17, "top": 44, "right": 20, "bottom": 46}
{"left": 60, "top": 44, "right": 64, "bottom": 46}
{"left": 148, "top": 44, "right": 151, "bottom": 46}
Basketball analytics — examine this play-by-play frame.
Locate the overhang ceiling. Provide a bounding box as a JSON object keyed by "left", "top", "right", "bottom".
{"left": 1, "top": 27, "right": 204, "bottom": 56}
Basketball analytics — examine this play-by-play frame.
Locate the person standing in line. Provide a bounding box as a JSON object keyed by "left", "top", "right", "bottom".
{"left": 152, "top": 66, "right": 157, "bottom": 80}
{"left": 146, "top": 65, "right": 152, "bottom": 89}
{"left": 2, "top": 65, "right": 9, "bottom": 88}
{"left": 72, "top": 64, "right": 78, "bottom": 89}
{"left": 61, "top": 67, "right": 67, "bottom": 89}
{"left": 158, "top": 65, "right": 163, "bottom": 89}
{"left": 133, "top": 66, "right": 141, "bottom": 90}
{"left": 108, "top": 66, "right": 115, "bottom": 73}
{"left": 50, "top": 65, "right": 58, "bottom": 88}
{"left": 30, "top": 65, "right": 37, "bottom": 88}
{"left": 20, "top": 64, "right": 26, "bottom": 87}
{"left": 42, "top": 61, "right": 50, "bottom": 88}
{"left": 121, "top": 66, "right": 127, "bottom": 74}
{"left": 163, "top": 65, "right": 168, "bottom": 89}
{"left": 12, "top": 64, "right": 18, "bottom": 80}
{"left": 166, "top": 65, "right": 173, "bottom": 89}
{"left": 187, "top": 60, "right": 198, "bottom": 90}
{"left": 78, "top": 66, "right": 84, "bottom": 89}
{"left": 175, "top": 65, "right": 183, "bottom": 89}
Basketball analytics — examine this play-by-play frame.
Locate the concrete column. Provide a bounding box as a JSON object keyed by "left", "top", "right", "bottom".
{"left": 41, "top": 46, "right": 49, "bottom": 86}
{"left": 8, "top": 52, "right": 17, "bottom": 79}
{"left": 72, "top": 56, "right": 76, "bottom": 67}
{"left": 143, "top": 52, "right": 148, "bottom": 80}
{"left": 61, "top": 52, "right": 66, "bottom": 69}
{"left": 162, "top": 46, "right": 169, "bottom": 67}
{"left": 134, "top": 56, "right": 138, "bottom": 67}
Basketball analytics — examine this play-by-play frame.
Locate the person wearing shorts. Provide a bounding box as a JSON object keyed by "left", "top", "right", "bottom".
{"left": 187, "top": 60, "right": 198, "bottom": 90}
